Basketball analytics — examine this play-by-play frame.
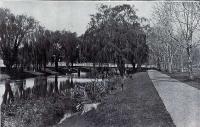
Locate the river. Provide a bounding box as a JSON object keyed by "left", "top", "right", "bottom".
{"left": 0, "top": 72, "right": 105, "bottom": 105}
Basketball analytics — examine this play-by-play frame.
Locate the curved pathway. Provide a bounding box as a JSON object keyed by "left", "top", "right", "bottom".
{"left": 148, "top": 70, "right": 200, "bottom": 127}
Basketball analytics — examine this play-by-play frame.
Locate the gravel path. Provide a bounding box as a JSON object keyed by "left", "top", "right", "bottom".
{"left": 148, "top": 70, "right": 200, "bottom": 127}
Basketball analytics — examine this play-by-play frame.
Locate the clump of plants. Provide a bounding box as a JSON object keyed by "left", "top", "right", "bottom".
{"left": 1, "top": 94, "right": 72, "bottom": 127}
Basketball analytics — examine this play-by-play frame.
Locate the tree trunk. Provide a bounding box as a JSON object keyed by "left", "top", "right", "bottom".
{"left": 92, "top": 62, "right": 97, "bottom": 77}
{"left": 188, "top": 55, "right": 193, "bottom": 80}
{"left": 157, "top": 57, "right": 161, "bottom": 70}
{"left": 180, "top": 54, "right": 184, "bottom": 72}
{"left": 43, "top": 53, "right": 47, "bottom": 71}
{"left": 137, "top": 62, "right": 142, "bottom": 71}
{"left": 168, "top": 62, "right": 172, "bottom": 73}
{"left": 3, "top": 81, "right": 14, "bottom": 104}
{"left": 78, "top": 68, "right": 80, "bottom": 77}
{"left": 55, "top": 56, "right": 59, "bottom": 71}
{"left": 131, "top": 62, "right": 136, "bottom": 72}
{"left": 168, "top": 57, "right": 172, "bottom": 73}
{"left": 117, "top": 56, "right": 125, "bottom": 76}
{"left": 187, "top": 44, "right": 193, "bottom": 80}
{"left": 54, "top": 75, "right": 59, "bottom": 93}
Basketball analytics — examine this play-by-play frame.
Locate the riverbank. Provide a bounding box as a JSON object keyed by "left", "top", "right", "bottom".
{"left": 56, "top": 72, "right": 175, "bottom": 127}
{"left": 0, "top": 68, "right": 43, "bottom": 80}
{"left": 0, "top": 66, "right": 74, "bottom": 80}
{"left": 1, "top": 94, "right": 72, "bottom": 127}
{"left": 0, "top": 67, "right": 88, "bottom": 81}
{"left": 1, "top": 74, "right": 117, "bottom": 127}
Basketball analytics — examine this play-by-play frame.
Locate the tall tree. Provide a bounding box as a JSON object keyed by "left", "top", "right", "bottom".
{"left": 84, "top": 4, "right": 148, "bottom": 75}
{"left": 152, "top": 2, "right": 200, "bottom": 79}
{"left": 49, "top": 31, "right": 63, "bottom": 71}
{"left": 28, "top": 26, "right": 51, "bottom": 71}
{"left": 60, "top": 31, "right": 79, "bottom": 68}
{"left": 0, "top": 8, "right": 37, "bottom": 71}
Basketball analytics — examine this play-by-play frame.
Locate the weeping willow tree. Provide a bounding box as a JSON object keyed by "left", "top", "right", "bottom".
{"left": 0, "top": 8, "right": 37, "bottom": 71}
{"left": 83, "top": 4, "right": 149, "bottom": 76}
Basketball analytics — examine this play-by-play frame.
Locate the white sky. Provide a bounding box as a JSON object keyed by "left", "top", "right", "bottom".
{"left": 0, "top": 1, "right": 155, "bottom": 36}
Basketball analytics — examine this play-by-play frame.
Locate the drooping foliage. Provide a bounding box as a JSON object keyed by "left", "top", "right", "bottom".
{"left": 83, "top": 4, "right": 149, "bottom": 75}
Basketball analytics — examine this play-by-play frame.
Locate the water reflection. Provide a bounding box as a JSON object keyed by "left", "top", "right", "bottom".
{"left": 1, "top": 75, "right": 104, "bottom": 105}
{"left": 32, "top": 77, "right": 48, "bottom": 98}
{"left": 3, "top": 80, "right": 14, "bottom": 104}
{"left": 13, "top": 80, "right": 25, "bottom": 99}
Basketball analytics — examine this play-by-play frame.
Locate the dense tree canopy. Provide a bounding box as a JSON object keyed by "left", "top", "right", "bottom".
{"left": 0, "top": 8, "right": 80, "bottom": 72}
{"left": 83, "top": 4, "right": 149, "bottom": 75}
{"left": 0, "top": 5, "right": 149, "bottom": 75}
{"left": 0, "top": 8, "right": 37, "bottom": 70}
{"left": 150, "top": 2, "right": 200, "bottom": 79}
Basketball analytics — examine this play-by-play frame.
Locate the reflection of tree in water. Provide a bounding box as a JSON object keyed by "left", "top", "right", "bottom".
{"left": 14, "top": 80, "right": 25, "bottom": 99}
{"left": 32, "top": 76, "right": 49, "bottom": 98}
{"left": 54, "top": 75, "right": 59, "bottom": 93}
{"left": 32, "top": 75, "right": 72, "bottom": 96}
{"left": 48, "top": 81, "right": 54, "bottom": 96}
{"left": 18, "top": 81, "right": 24, "bottom": 98}
{"left": 60, "top": 77, "right": 73, "bottom": 96}
{"left": 47, "top": 75, "right": 59, "bottom": 95}
{"left": 69, "top": 76, "right": 74, "bottom": 89}
{"left": 2, "top": 76, "right": 74, "bottom": 105}
{"left": 3, "top": 80, "right": 14, "bottom": 104}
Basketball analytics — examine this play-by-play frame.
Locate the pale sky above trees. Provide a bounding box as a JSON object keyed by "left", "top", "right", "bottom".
{"left": 0, "top": 1, "right": 154, "bottom": 35}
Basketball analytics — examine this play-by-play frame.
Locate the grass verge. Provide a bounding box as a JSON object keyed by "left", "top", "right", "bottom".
{"left": 56, "top": 72, "right": 175, "bottom": 127}
{"left": 164, "top": 71, "right": 200, "bottom": 90}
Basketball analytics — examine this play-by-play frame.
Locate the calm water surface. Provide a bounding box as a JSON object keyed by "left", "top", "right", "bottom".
{"left": 0, "top": 72, "right": 104, "bottom": 105}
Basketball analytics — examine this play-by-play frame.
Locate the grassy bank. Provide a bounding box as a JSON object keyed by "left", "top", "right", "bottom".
{"left": 1, "top": 94, "right": 72, "bottom": 127}
{"left": 0, "top": 67, "right": 61, "bottom": 80}
{"left": 0, "top": 67, "right": 39, "bottom": 80}
{"left": 56, "top": 72, "right": 175, "bottom": 127}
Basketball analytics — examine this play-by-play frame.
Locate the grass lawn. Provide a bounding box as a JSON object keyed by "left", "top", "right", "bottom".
{"left": 55, "top": 72, "right": 175, "bottom": 127}
{"left": 164, "top": 70, "right": 200, "bottom": 90}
